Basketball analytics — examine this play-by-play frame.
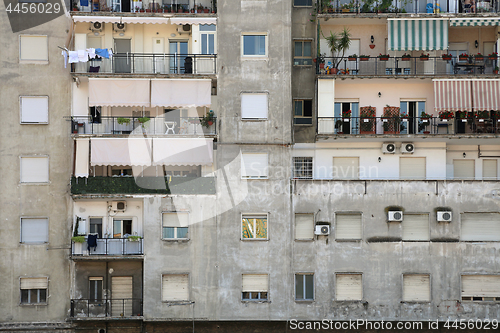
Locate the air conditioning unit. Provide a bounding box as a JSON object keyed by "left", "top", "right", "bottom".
{"left": 401, "top": 142, "right": 415, "bottom": 154}
{"left": 177, "top": 24, "right": 192, "bottom": 35}
{"left": 382, "top": 143, "right": 396, "bottom": 154}
{"left": 91, "top": 22, "right": 103, "bottom": 32}
{"left": 388, "top": 211, "right": 403, "bottom": 222}
{"left": 113, "top": 22, "right": 126, "bottom": 33}
{"left": 314, "top": 225, "right": 330, "bottom": 235}
{"left": 111, "top": 201, "right": 127, "bottom": 212}
{"left": 437, "top": 211, "right": 452, "bottom": 222}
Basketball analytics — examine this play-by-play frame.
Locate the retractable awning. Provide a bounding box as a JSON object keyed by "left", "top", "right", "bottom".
{"left": 472, "top": 80, "right": 500, "bottom": 111}
{"left": 169, "top": 17, "right": 216, "bottom": 25}
{"left": 89, "top": 79, "right": 150, "bottom": 107}
{"left": 433, "top": 79, "right": 472, "bottom": 112}
{"left": 153, "top": 138, "right": 213, "bottom": 166}
{"left": 388, "top": 18, "right": 448, "bottom": 51}
{"left": 450, "top": 18, "right": 500, "bottom": 26}
{"left": 151, "top": 79, "right": 211, "bottom": 108}
{"left": 72, "top": 15, "right": 170, "bottom": 24}
{"left": 75, "top": 138, "right": 90, "bottom": 178}
{"left": 90, "top": 138, "right": 152, "bottom": 166}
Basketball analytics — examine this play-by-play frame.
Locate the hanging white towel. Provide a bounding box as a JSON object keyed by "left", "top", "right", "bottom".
{"left": 86, "top": 48, "right": 96, "bottom": 59}
{"left": 62, "top": 50, "right": 68, "bottom": 68}
{"left": 68, "top": 51, "right": 79, "bottom": 63}
{"left": 108, "top": 49, "right": 113, "bottom": 59}
{"left": 77, "top": 50, "right": 88, "bottom": 62}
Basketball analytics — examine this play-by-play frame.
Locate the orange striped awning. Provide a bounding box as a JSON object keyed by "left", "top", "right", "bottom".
{"left": 472, "top": 80, "right": 500, "bottom": 111}
{"left": 433, "top": 79, "right": 472, "bottom": 112}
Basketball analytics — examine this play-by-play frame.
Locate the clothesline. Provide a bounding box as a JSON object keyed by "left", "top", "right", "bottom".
{"left": 62, "top": 48, "right": 114, "bottom": 68}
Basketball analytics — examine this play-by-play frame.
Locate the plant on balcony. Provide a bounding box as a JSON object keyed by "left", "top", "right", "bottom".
{"left": 401, "top": 53, "right": 411, "bottom": 61}
{"left": 494, "top": 66, "right": 499, "bottom": 74}
{"left": 474, "top": 53, "right": 484, "bottom": 60}
{"left": 382, "top": 105, "right": 400, "bottom": 134}
{"left": 322, "top": 27, "right": 352, "bottom": 71}
{"left": 488, "top": 52, "right": 498, "bottom": 60}
{"left": 200, "top": 111, "right": 214, "bottom": 128}
{"left": 419, "top": 53, "right": 429, "bottom": 61}
{"left": 359, "top": 55, "right": 369, "bottom": 61}
{"left": 475, "top": 111, "right": 490, "bottom": 119}
{"left": 360, "top": 106, "right": 376, "bottom": 134}
{"left": 459, "top": 53, "right": 469, "bottom": 61}
{"left": 127, "top": 235, "right": 142, "bottom": 241}
{"left": 442, "top": 53, "right": 453, "bottom": 61}
{"left": 71, "top": 236, "right": 85, "bottom": 243}
{"left": 117, "top": 117, "right": 131, "bottom": 125}
{"left": 378, "top": 53, "right": 390, "bottom": 61}
{"left": 347, "top": 54, "right": 357, "bottom": 61}
{"left": 420, "top": 111, "right": 432, "bottom": 119}
{"left": 419, "top": 111, "right": 432, "bottom": 132}
{"left": 342, "top": 109, "right": 351, "bottom": 118}
{"left": 438, "top": 111, "right": 454, "bottom": 120}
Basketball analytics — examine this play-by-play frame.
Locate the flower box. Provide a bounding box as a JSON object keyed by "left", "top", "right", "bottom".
{"left": 420, "top": 57, "right": 429, "bottom": 61}
{"left": 348, "top": 57, "right": 356, "bottom": 61}
{"left": 459, "top": 56, "right": 468, "bottom": 61}
{"left": 488, "top": 56, "right": 497, "bottom": 60}
{"left": 402, "top": 57, "right": 411, "bottom": 61}
{"left": 360, "top": 57, "right": 369, "bottom": 61}
{"left": 379, "top": 57, "right": 389, "bottom": 61}
{"left": 442, "top": 55, "right": 452, "bottom": 61}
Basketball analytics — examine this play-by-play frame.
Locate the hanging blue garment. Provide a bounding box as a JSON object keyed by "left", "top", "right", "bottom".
{"left": 80, "top": 0, "right": 89, "bottom": 6}
{"left": 95, "top": 48, "right": 109, "bottom": 59}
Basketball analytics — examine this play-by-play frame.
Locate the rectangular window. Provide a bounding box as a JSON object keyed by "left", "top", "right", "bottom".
{"left": 453, "top": 159, "right": 475, "bottom": 179}
{"left": 403, "top": 274, "right": 430, "bottom": 302}
{"left": 295, "top": 274, "right": 314, "bottom": 301}
{"left": 242, "top": 214, "right": 267, "bottom": 240}
{"left": 483, "top": 159, "right": 497, "bottom": 179}
{"left": 402, "top": 214, "right": 429, "bottom": 241}
{"left": 294, "top": 41, "right": 312, "bottom": 66}
{"left": 400, "top": 157, "right": 426, "bottom": 180}
{"left": 20, "top": 277, "right": 48, "bottom": 304}
{"left": 90, "top": 106, "right": 101, "bottom": 124}
{"left": 295, "top": 214, "right": 314, "bottom": 240}
{"left": 242, "top": 34, "right": 267, "bottom": 57}
{"left": 461, "top": 275, "right": 500, "bottom": 301}
{"left": 89, "top": 218, "right": 103, "bottom": 238}
{"left": 162, "top": 212, "right": 189, "bottom": 239}
{"left": 20, "top": 156, "right": 49, "bottom": 183}
{"left": 21, "top": 218, "right": 49, "bottom": 243}
{"left": 294, "top": 100, "right": 313, "bottom": 125}
{"left": 332, "top": 157, "right": 359, "bottom": 179}
{"left": 20, "top": 96, "right": 48, "bottom": 124}
{"left": 294, "top": 0, "right": 312, "bottom": 6}
{"left": 162, "top": 274, "right": 189, "bottom": 301}
{"left": 20, "top": 35, "right": 48, "bottom": 62}
{"left": 241, "top": 93, "right": 268, "bottom": 119}
{"left": 461, "top": 213, "right": 500, "bottom": 241}
{"left": 242, "top": 274, "right": 268, "bottom": 301}
{"left": 113, "top": 219, "right": 132, "bottom": 238}
{"left": 336, "top": 274, "right": 362, "bottom": 301}
{"left": 335, "top": 214, "right": 362, "bottom": 240}
{"left": 399, "top": 101, "right": 426, "bottom": 134}
{"left": 241, "top": 153, "right": 268, "bottom": 179}
{"left": 293, "top": 157, "right": 313, "bottom": 179}
{"left": 89, "top": 277, "right": 103, "bottom": 302}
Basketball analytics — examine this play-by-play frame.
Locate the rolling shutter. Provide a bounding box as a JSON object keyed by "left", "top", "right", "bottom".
{"left": 241, "top": 93, "right": 268, "bottom": 119}
{"left": 20, "top": 277, "right": 48, "bottom": 289}
{"left": 111, "top": 276, "right": 133, "bottom": 316}
{"left": 242, "top": 274, "right": 268, "bottom": 292}
{"left": 336, "top": 274, "right": 362, "bottom": 300}
{"left": 453, "top": 160, "right": 475, "bottom": 179}
{"left": 162, "top": 212, "right": 189, "bottom": 227}
{"left": 21, "top": 218, "right": 48, "bottom": 243}
{"left": 20, "top": 157, "right": 49, "bottom": 183}
{"left": 400, "top": 157, "right": 426, "bottom": 179}
{"left": 332, "top": 157, "right": 359, "bottom": 179}
{"left": 162, "top": 274, "right": 189, "bottom": 301}
{"left": 20, "top": 96, "right": 49, "bottom": 123}
{"left": 295, "top": 214, "right": 314, "bottom": 240}
{"left": 483, "top": 159, "right": 497, "bottom": 179}
{"left": 402, "top": 214, "right": 429, "bottom": 241}
{"left": 241, "top": 153, "right": 268, "bottom": 178}
{"left": 403, "top": 274, "right": 430, "bottom": 302}
{"left": 461, "top": 213, "right": 500, "bottom": 241}
{"left": 462, "top": 275, "right": 500, "bottom": 298}
{"left": 336, "top": 214, "right": 362, "bottom": 240}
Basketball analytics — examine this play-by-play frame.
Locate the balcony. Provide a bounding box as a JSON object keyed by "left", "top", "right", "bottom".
{"left": 71, "top": 237, "right": 143, "bottom": 257}
{"left": 72, "top": 54, "right": 217, "bottom": 75}
{"left": 317, "top": 56, "right": 498, "bottom": 76}
{"left": 70, "top": 299, "right": 142, "bottom": 318}
{"left": 72, "top": 0, "right": 216, "bottom": 13}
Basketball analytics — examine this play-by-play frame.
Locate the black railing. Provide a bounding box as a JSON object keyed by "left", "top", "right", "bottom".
{"left": 71, "top": 53, "right": 217, "bottom": 75}
{"left": 71, "top": 237, "right": 143, "bottom": 256}
{"left": 71, "top": 116, "right": 216, "bottom": 136}
{"left": 316, "top": 56, "right": 498, "bottom": 76}
{"left": 318, "top": 116, "right": 500, "bottom": 135}
{"left": 74, "top": 1, "right": 216, "bottom": 14}
{"left": 70, "top": 298, "right": 142, "bottom": 318}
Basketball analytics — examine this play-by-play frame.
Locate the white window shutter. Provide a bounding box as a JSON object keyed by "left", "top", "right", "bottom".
{"left": 241, "top": 94, "right": 268, "bottom": 119}
{"left": 336, "top": 274, "right": 362, "bottom": 300}
{"left": 20, "top": 36, "right": 48, "bottom": 61}
{"left": 162, "top": 274, "right": 189, "bottom": 301}
{"left": 461, "top": 213, "right": 500, "bottom": 241}
{"left": 483, "top": 159, "right": 497, "bottom": 179}
{"left": 162, "top": 212, "right": 189, "bottom": 227}
{"left": 454, "top": 159, "right": 475, "bottom": 179}
{"left": 402, "top": 214, "right": 429, "bottom": 241}
{"left": 462, "top": 275, "right": 500, "bottom": 298}
{"left": 332, "top": 157, "right": 359, "bottom": 179}
{"left": 295, "top": 214, "right": 314, "bottom": 240}
{"left": 21, "top": 157, "right": 49, "bottom": 183}
{"left": 21, "top": 218, "right": 48, "bottom": 243}
{"left": 336, "top": 214, "right": 362, "bottom": 240}
{"left": 400, "top": 157, "right": 426, "bottom": 179}
{"left": 20, "top": 277, "right": 48, "bottom": 289}
{"left": 242, "top": 274, "right": 268, "bottom": 292}
{"left": 241, "top": 153, "right": 268, "bottom": 178}
{"left": 20, "top": 97, "right": 49, "bottom": 123}
{"left": 403, "top": 274, "right": 430, "bottom": 302}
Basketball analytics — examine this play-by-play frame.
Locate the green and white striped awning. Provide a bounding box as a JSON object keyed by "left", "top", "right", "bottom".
{"left": 450, "top": 18, "right": 500, "bottom": 26}
{"left": 388, "top": 18, "right": 448, "bottom": 51}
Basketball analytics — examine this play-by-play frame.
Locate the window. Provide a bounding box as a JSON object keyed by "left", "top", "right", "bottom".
{"left": 20, "top": 277, "right": 47, "bottom": 304}
{"left": 399, "top": 101, "right": 426, "bottom": 134}
{"left": 242, "top": 34, "right": 267, "bottom": 57}
{"left": 402, "top": 214, "right": 429, "bottom": 241}
{"left": 241, "top": 153, "right": 268, "bottom": 179}
{"left": 20, "top": 96, "right": 48, "bottom": 124}
{"left": 20, "top": 156, "right": 49, "bottom": 183}
{"left": 20, "top": 35, "right": 48, "bottom": 62}
{"left": 400, "top": 157, "right": 426, "bottom": 180}
{"left": 336, "top": 274, "right": 362, "bottom": 301}
{"left": 20, "top": 218, "right": 48, "bottom": 243}
{"left": 403, "top": 274, "right": 430, "bottom": 302}
{"left": 335, "top": 214, "right": 362, "bottom": 240}
{"left": 461, "top": 275, "right": 500, "bottom": 301}
{"left": 483, "top": 159, "right": 497, "bottom": 179}
{"left": 294, "top": 41, "right": 312, "bottom": 66}
{"left": 294, "top": 100, "right": 312, "bottom": 125}
{"left": 90, "top": 106, "right": 101, "bottom": 124}
{"left": 293, "top": 157, "right": 313, "bottom": 179}
{"left": 295, "top": 274, "right": 314, "bottom": 301}
{"left": 242, "top": 274, "right": 268, "bottom": 301}
{"left": 334, "top": 102, "right": 359, "bottom": 134}
{"left": 461, "top": 213, "right": 500, "bottom": 241}
{"left": 294, "top": 0, "right": 312, "bottom": 6}
{"left": 242, "top": 214, "right": 267, "bottom": 240}
{"left": 332, "top": 157, "right": 359, "bottom": 179}
{"left": 295, "top": 214, "right": 314, "bottom": 240}
{"left": 113, "top": 219, "right": 132, "bottom": 238}
{"left": 89, "top": 218, "right": 102, "bottom": 238}
{"left": 453, "top": 159, "right": 475, "bottom": 179}
{"left": 162, "top": 212, "right": 189, "bottom": 239}
{"left": 241, "top": 93, "right": 268, "bottom": 119}
{"left": 89, "top": 277, "right": 103, "bottom": 302}
{"left": 162, "top": 274, "right": 189, "bottom": 301}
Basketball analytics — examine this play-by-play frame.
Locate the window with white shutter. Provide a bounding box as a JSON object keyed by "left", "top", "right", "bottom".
{"left": 336, "top": 274, "right": 362, "bottom": 300}
{"left": 453, "top": 159, "right": 475, "bottom": 179}
{"left": 295, "top": 214, "right": 314, "bottom": 240}
{"left": 242, "top": 274, "right": 268, "bottom": 301}
{"left": 241, "top": 93, "right": 268, "bottom": 119}
{"left": 20, "top": 156, "right": 49, "bottom": 183}
{"left": 162, "top": 274, "right": 189, "bottom": 301}
{"left": 335, "top": 214, "right": 362, "bottom": 240}
{"left": 402, "top": 214, "right": 429, "bottom": 241}
{"left": 403, "top": 274, "right": 430, "bottom": 302}
{"left": 332, "top": 157, "right": 359, "bottom": 179}
{"left": 21, "top": 218, "right": 48, "bottom": 243}
{"left": 461, "top": 213, "right": 500, "bottom": 241}
{"left": 162, "top": 212, "right": 189, "bottom": 239}
{"left": 241, "top": 153, "right": 268, "bottom": 179}
{"left": 20, "top": 277, "right": 48, "bottom": 304}
{"left": 461, "top": 275, "right": 500, "bottom": 301}
{"left": 400, "top": 157, "right": 426, "bottom": 179}
{"left": 20, "top": 96, "right": 49, "bottom": 124}
{"left": 20, "top": 35, "right": 48, "bottom": 62}
{"left": 483, "top": 159, "right": 498, "bottom": 179}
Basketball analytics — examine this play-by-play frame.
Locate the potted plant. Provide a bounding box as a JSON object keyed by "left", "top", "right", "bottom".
{"left": 322, "top": 27, "right": 352, "bottom": 74}
{"left": 474, "top": 53, "right": 484, "bottom": 61}
{"left": 127, "top": 235, "right": 142, "bottom": 242}
{"left": 117, "top": 117, "right": 131, "bottom": 125}
{"left": 488, "top": 52, "right": 498, "bottom": 60}
{"left": 335, "top": 119, "right": 343, "bottom": 134}
{"left": 378, "top": 53, "right": 390, "bottom": 61}
{"left": 360, "top": 106, "right": 376, "bottom": 134}
{"left": 475, "top": 111, "right": 489, "bottom": 121}
{"left": 442, "top": 53, "right": 453, "bottom": 61}
{"left": 459, "top": 53, "right": 468, "bottom": 61}
{"left": 71, "top": 236, "right": 85, "bottom": 243}
{"left": 318, "top": 53, "right": 326, "bottom": 69}
{"left": 347, "top": 54, "right": 357, "bottom": 61}
{"left": 359, "top": 55, "right": 369, "bottom": 61}
{"left": 342, "top": 109, "right": 351, "bottom": 120}
{"left": 438, "top": 111, "right": 453, "bottom": 121}
{"left": 401, "top": 53, "right": 411, "bottom": 61}
{"left": 200, "top": 112, "right": 214, "bottom": 128}
{"left": 494, "top": 66, "right": 499, "bottom": 74}
{"left": 419, "top": 52, "right": 429, "bottom": 61}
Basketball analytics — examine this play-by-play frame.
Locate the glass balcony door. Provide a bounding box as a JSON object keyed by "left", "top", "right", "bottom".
{"left": 169, "top": 41, "right": 188, "bottom": 74}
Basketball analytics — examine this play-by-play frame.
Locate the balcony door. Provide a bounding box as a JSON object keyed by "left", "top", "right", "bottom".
{"left": 198, "top": 24, "right": 217, "bottom": 74}
{"left": 400, "top": 101, "right": 426, "bottom": 134}
{"left": 169, "top": 41, "right": 188, "bottom": 74}
{"left": 114, "top": 39, "right": 131, "bottom": 74}
{"left": 153, "top": 37, "right": 165, "bottom": 74}
{"left": 111, "top": 276, "right": 133, "bottom": 317}
{"left": 113, "top": 219, "right": 132, "bottom": 238}
{"left": 448, "top": 42, "right": 468, "bottom": 74}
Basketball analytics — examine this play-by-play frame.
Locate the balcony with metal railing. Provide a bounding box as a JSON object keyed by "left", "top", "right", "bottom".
{"left": 70, "top": 298, "right": 143, "bottom": 318}
{"left": 71, "top": 237, "right": 144, "bottom": 257}
{"left": 72, "top": 0, "right": 216, "bottom": 14}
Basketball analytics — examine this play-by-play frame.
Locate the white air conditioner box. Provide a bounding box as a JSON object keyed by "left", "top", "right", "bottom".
{"left": 437, "top": 211, "right": 452, "bottom": 222}
{"left": 388, "top": 211, "right": 403, "bottom": 222}
{"left": 91, "top": 22, "right": 103, "bottom": 32}
{"left": 177, "top": 24, "right": 191, "bottom": 34}
{"left": 314, "top": 225, "right": 330, "bottom": 235}
{"left": 113, "top": 23, "right": 126, "bottom": 33}
{"left": 111, "top": 201, "right": 127, "bottom": 212}
{"left": 382, "top": 143, "right": 396, "bottom": 154}
{"left": 401, "top": 142, "right": 415, "bottom": 154}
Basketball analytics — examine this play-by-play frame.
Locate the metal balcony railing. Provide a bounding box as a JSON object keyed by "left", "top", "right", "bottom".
{"left": 71, "top": 237, "right": 144, "bottom": 256}
{"left": 71, "top": 53, "right": 217, "bottom": 75}
{"left": 316, "top": 56, "right": 498, "bottom": 76}
{"left": 70, "top": 298, "right": 143, "bottom": 318}
{"left": 74, "top": 0, "right": 216, "bottom": 13}
{"left": 318, "top": 116, "right": 500, "bottom": 135}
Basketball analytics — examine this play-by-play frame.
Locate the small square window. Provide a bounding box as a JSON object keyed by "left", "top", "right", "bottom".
{"left": 162, "top": 212, "right": 189, "bottom": 239}
{"left": 20, "top": 35, "right": 48, "bottom": 62}
{"left": 295, "top": 274, "right": 314, "bottom": 301}
{"left": 241, "top": 153, "right": 268, "bottom": 179}
{"left": 21, "top": 218, "right": 49, "bottom": 243}
{"left": 294, "top": 100, "right": 312, "bottom": 125}
{"left": 242, "top": 214, "right": 267, "bottom": 240}
{"left": 293, "top": 157, "right": 313, "bottom": 179}
{"left": 20, "top": 277, "right": 48, "bottom": 304}
{"left": 162, "top": 274, "right": 189, "bottom": 301}
{"left": 20, "top": 156, "right": 49, "bottom": 183}
{"left": 293, "top": 0, "right": 312, "bottom": 6}
{"left": 242, "top": 274, "right": 268, "bottom": 301}
{"left": 294, "top": 41, "right": 312, "bottom": 66}
{"left": 241, "top": 93, "right": 268, "bottom": 119}
{"left": 242, "top": 34, "right": 267, "bottom": 57}
{"left": 20, "top": 96, "right": 49, "bottom": 124}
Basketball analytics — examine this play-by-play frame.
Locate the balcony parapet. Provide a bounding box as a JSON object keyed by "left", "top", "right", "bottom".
{"left": 71, "top": 237, "right": 143, "bottom": 257}
{"left": 70, "top": 298, "right": 143, "bottom": 318}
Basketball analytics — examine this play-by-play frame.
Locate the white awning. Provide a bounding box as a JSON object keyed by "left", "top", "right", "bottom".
{"left": 153, "top": 138, "right": 213, "bottom": 166}
{"left": 91, "top": 138, "right": 152, "bottom": 166}
{"left": 169, "top": 17, "right": 216, "bottom": 25}
{"left": 151, "top": 79, "right": 211, "bottom": 108}
{"left": 72, "top": 15, "right": 122, "bottom": 23}
{"left": 89, "top": 78, "right": 150, "bottom": 107}
{"left": 75, "top": 138, "right": 89, "bottom": 178}
{"left": 450, "top": 18, "right": 500, "bottom": 26}
{"left": 72, "top": 15, "right": 170, "bottom": 24}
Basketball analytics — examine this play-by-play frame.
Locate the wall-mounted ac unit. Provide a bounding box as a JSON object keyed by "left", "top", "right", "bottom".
{"left": 382, "top": 143, "right": 396, "bottom": 154}
{"left": 111, "top": 201, "right": 127, "bottom": 212}
{"left": 314, "top": 225, "right": 330, "bottom": 235}
{"left": 91, "top": 22, "right": 103, "bottom": 32}
{"left": 177, "top": 24, "right": 191, "bottom": 35}
{"left": 113, "top": 22, "right": 126, "bottom": 33}
{"left": 77, "top": 218, "right": 87, "bottom": 235}
{"left": 388, "top": 211, "right": 403, "bottom": 222}
{"left": 437, "top": 211, "right": 452, "bottom": 222}
{"left": 401, "top": 142, "right": 415, "bottom": 154}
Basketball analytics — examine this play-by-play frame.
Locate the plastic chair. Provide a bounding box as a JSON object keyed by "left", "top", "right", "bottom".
{"left": 164, "top": 121, "right": 176, "bottom": 134}
{"left": 426, "top": 3, "right": 433, "bottom": 13}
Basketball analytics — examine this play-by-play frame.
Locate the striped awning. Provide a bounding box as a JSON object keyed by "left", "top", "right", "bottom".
{"left": 433, "top": 79, "right": 472, "bottom": 112}
{"left": 450, "top": 18, "right": 500, "bottom": 26}
{"left": 388, "top": 18, "right": 448, "bottom": 51}
{"left": 472, "top": 80, "right": 500, "bottom": 111}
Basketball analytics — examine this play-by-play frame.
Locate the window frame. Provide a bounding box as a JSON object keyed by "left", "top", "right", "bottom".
{"left": 19, "top": 277, "right": 48, "bottom": 305}
{"left": 112, "top": 218, "right": 133, "bottom": 238}
{"left": 241, "top": 153, "right": 269, "bottom": 179}
{"left": 19, "top": 96, "right": 49, "bottom": 124}
{"left": 241, "top": 33, "right": 268, "bottom": 59}
{"left": 20, "top": 217, "right": 49, "bottom": 244}
{"left": 20, "top": 155, "right": 49, "bottom": 184}
{"left": 335, "top": 212, "right": 362, "bottom": 241}
{"left": 293, "top": 99, "right": 313, "bottom": 125}
{"left": 294, "top": 213, "right": 315, "bottom": 241}
{"left": 460, "top": 274, "right": 500, "bottom": 302}
{"left": 241, "top": 92, "right": 269, "bottom": 120}
{"left": 402, "top": 273, "right": 431, "bottom": 303}
{"left": 89, "top": 277, "right": 104, "bottom": 303}
{"left": 162, "top": 212, "right": 189, "bottom": 241}
{"left": 295, "top": 273, "right": 314, "bottom": 301}
{"left": 293, "top": 0, "right": 313, "bottom": 7}
{"left": 241, "top": 273, "right": 269, "bottom": 302}
{"left": 293, "top": 156, "right": 313, "bottom": 179}
{"left": 161, "top": 273, "right": 190, "bottom": 302}
{"left": 241, "top": 213, "right": 268, "bottom": 241}
{"left": 293, "top": 40, "right": 313, "bottom": 66}
{"left": 19, "top": 35, "right": 49, "bottom": 63}
{"left": 89, "top": 217, "right": 103, "bottom": 238}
